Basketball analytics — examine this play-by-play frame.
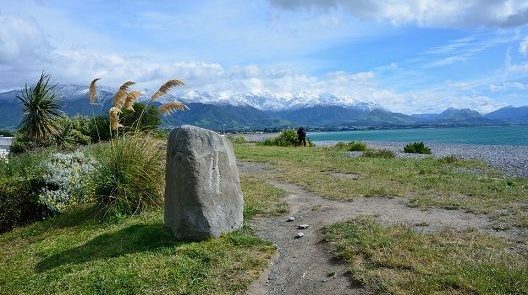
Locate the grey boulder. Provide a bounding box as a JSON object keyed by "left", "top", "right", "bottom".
{"left": 164, "top": 125, "right": 244, "bottom": 240}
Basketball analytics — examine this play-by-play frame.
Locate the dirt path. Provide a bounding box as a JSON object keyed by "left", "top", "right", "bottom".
{"left": 240, "top": 162, "right": 517, "bottom": 295}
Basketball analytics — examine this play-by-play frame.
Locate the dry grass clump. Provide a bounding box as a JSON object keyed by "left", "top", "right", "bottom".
{"left": 87, "top": 77, "right": 188, "bottom": 216}
{"left": 90, "top": 135, "right": 165, "bottom": 216}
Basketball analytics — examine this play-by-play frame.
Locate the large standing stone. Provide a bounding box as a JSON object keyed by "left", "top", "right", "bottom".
{"left": 164, "top": 125, "right": 244, "bottom": 240}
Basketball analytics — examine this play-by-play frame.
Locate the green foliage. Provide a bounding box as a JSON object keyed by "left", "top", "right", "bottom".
{"left": 362, "top": 149, "right": 396, "bottom": 158}
{"left": 228, "top": 135, "right": 247, "bottom": 144}
{"left": 334, "top": 141, "right": 367, "bottom": 151}
{"left": 325, "top": 217, "right": 528, "bottom": 294}
{"left": 17, "top": 72, "right": 63, "bottom": 145}
{"left": 89, "top": 116, "right": 112, "bottom": 142}
{"left": 121, "top": 102, "right": 161, "bottom": 131}
{"left": 404, "top": 141, "right": 432, "bottom": 154}
{"left": 54, "top": 117, "right": 92, "bottom": 149}
{"left": 90, "top": 135, "right": 164, "bottom": 217}
{"left": 260, "top": 129, "right": 312, "bottom": 147}
{"left": 8, "top": 133, "right": 35, "bottom": 155}
{"left": 0, "top": 149, "right": 54, "bottom": 232}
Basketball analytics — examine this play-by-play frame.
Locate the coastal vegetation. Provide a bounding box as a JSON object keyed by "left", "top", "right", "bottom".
{"left": 1, "top": 74, "right": 527, "bottom": 294}
{"left": 324, "top": 216, "right": 528, "bottom": 294}
{"left": 333, "top": 140, "right": 367, "bottom": 151}
{"left": 404, "top": 141, "right": 432, "bottom": 154}
{"left": 260, "top": 129, "right": 313, "bottom": 147}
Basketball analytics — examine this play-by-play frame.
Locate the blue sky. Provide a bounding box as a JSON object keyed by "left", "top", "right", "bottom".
{"left": 1, "top": 0, "right": 528, "bottom": 113}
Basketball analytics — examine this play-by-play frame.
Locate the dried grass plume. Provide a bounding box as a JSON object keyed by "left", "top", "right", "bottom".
{"left": 151, "top": 79, "right": 184, "bottom": 100}
{"left": 159, "top": 101, "right": 189, "bottom": 115}
{"left": 89, "top": 78, "right": 101, "bottom": 104}
{"left": 109, "top": 106, "right": 123, "bottom": 130}
{"left": 113, "top": 81, "right": 135, "bottom": 108}
{"left": 124, "top": 90, "right": 142, "bottom": 111}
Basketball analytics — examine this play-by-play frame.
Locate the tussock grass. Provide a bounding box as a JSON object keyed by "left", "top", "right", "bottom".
{"left": 89, "top": 135, "right": 165, "bottom": 217}
{"left": 324, "top": 217, "right": 528, "bottom": 294}
{"left": 362, "top": 149, "right": 395, "bottom": 158}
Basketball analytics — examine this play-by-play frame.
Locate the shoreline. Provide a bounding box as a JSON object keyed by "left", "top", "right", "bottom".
{"left": 328, "top": 140, "right": 528, "bottom": 178}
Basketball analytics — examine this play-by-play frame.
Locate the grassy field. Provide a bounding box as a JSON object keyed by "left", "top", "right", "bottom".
{"left": 0, "top": 177, "right": 285, "bottom": 295}
{"left": 325, "top": 217, "right": 528, "bottom": 294}
{"left": 235, "top": 143, "right": 528, "bottom": 229}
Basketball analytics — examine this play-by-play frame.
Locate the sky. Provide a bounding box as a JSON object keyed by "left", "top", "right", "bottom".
{"left": 1, "top": 0, "right": 528, "bottom": 114}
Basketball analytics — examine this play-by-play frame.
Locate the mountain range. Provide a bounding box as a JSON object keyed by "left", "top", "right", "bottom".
{"left": 1, "top": 85, "right": 527, "bottom": 131}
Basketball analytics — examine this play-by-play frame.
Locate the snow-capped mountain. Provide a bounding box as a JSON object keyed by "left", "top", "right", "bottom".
{"left": 174, "top": 90, "right": 383, "bottom": 111}
{"left": 1, "top": 84, "right": 527, "bottom": 131}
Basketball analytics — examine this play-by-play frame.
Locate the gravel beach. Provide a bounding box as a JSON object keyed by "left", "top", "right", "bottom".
{"left": 241, "top": 133, "right": 528, "bottom": 177}
{"left": 325, "top": 140, "right": 528, "bottom": 178}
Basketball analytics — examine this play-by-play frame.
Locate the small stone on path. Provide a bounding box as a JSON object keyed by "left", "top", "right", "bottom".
{"left": 294, "top": 232, "right": 304, "bottom": 239}
{"left": 287, "top": 216, "right": 295, "bottom": 222}
{"left": 297, "top": 224, "right": 309, "bottom": 229}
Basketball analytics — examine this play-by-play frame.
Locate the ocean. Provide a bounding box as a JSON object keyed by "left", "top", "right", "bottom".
{"left": 308, "top": 125, "right": 528, "bottom": 146}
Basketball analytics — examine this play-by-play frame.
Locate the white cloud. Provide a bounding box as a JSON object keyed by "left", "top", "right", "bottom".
{"left": 520, "top": 37, "right": 528, "bottom": 55}
{"left": 270, "top": 0, "right": 528, "bottom": 28}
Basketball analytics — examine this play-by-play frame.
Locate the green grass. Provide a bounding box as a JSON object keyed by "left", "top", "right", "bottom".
{"left": 242, "top": 176, "right": 288, "bottom": 219}
{"left": 234, "top": 144, "right": 528, "bottom": 228}
{"left": 0, "top": 172, "right": 287, "bottom": 294}
{"left": 324, "top": 217, "right": 528, "bottom": 294}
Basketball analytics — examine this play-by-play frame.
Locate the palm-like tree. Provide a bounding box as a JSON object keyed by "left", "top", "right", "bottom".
{"left": 17, "top": 72, "right": 63, "bottom": 144}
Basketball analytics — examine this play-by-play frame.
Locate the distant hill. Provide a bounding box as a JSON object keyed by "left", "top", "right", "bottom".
{"left": 0, "top": 85, "right": 527, "bottom": 131}
{"left": 485, "top": 106, "right": 528, "bottom": 124}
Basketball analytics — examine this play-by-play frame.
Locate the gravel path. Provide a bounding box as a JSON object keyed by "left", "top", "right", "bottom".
{"left": 240, "top": 161, "right": 521, "bottom": 295}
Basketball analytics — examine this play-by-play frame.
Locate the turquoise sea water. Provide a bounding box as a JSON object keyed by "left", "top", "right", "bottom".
{"left": 308, "top": 126, "right": 528, "bottom": 146}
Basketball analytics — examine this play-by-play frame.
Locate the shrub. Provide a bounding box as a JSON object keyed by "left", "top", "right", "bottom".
{"left": 403, "top": 142, "right": 431, "bottom": 154}
{"left": 0, "top": 178, "right": 52, "bottom": 233}
{"left": 39, "top": 151, "right": 97, "bottom": 213}
{"left": 0, "top": 149, "right": 53, "bottom": 232}
{"left": 228, "top": 135, "right": 247, "bottom": 144}
{"left": 9, "top": 133, "right": 36, "bottom": 154}
{"left": 90, "top": 135, "right": 164, "bottom": 216}
{"left": 260, "top": 129, "right": 312, "bottom": 147}
{"left": 334, "top": 141, "right": 367, "bottom": 151}
{"left": 362, "top": 149, "right": 395, "bottom": 159}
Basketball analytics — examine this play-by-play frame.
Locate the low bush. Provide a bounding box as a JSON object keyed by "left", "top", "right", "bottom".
{"left": 362, "top": 149, "right": 395, "bottom": 159}
{"left": 403, "top": 141, "right": 431, "bottom": 154}
{"left": 0, "top": 178, "right": 53, "bottom": 233}
{"left": 260, "top": 129, "right": 312, "bottom": 147}
{"left": 0, "top": 149, "right": 53, "bottom": 232}
{"left": 39, "top": 151, "right": 97, "bottom": 213}
{"left": 334, "top": 141, "right": 367, "bottom": 151}
{"left": 90, "top": 135, "right": 165, "bottom": 217}
{"left": 228, "top": 135, "right": 247, "bottom": 144}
